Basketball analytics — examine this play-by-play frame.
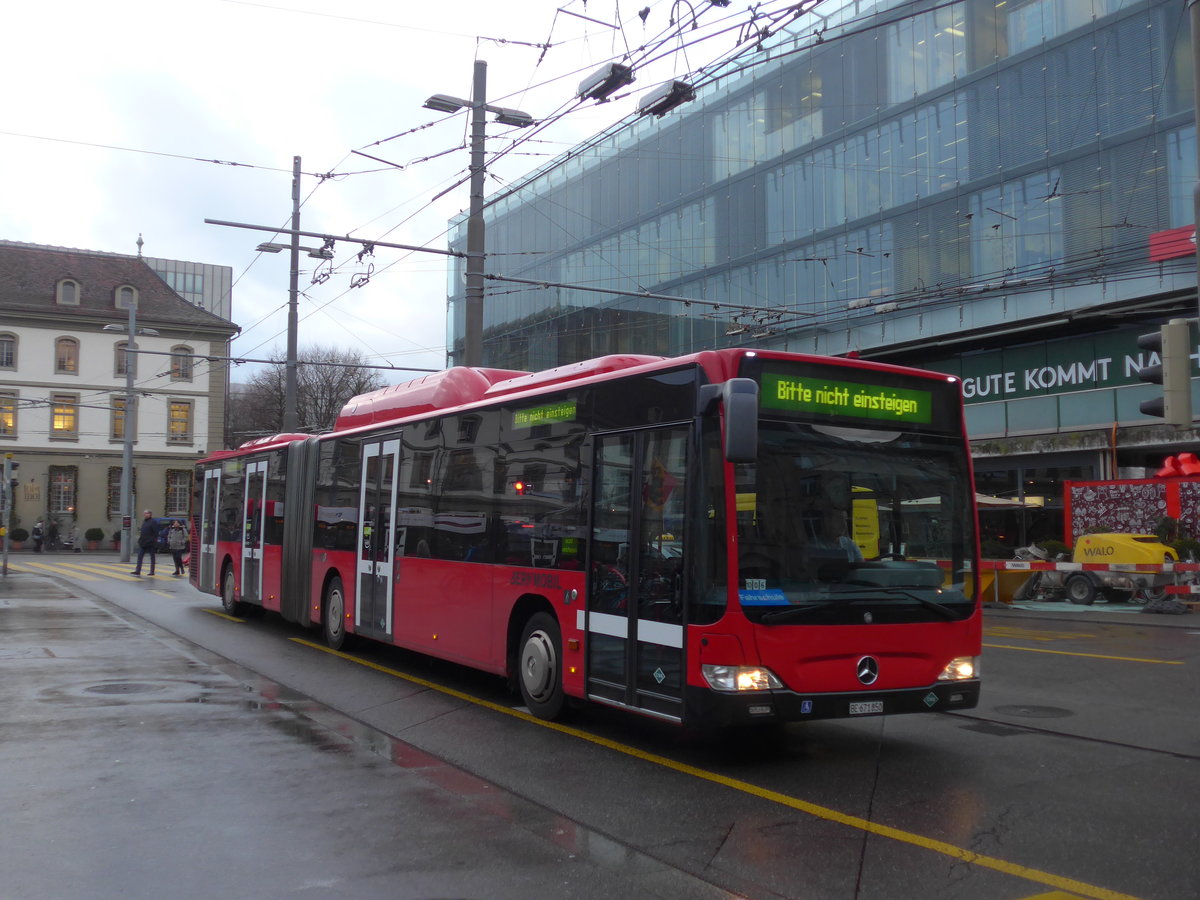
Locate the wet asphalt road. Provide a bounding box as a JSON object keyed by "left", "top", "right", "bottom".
{"left": 2, "top": 557, "right": 1197, "bottom": 900}
{"left": 0, "top": 571, "right": 735, "bottom": 900}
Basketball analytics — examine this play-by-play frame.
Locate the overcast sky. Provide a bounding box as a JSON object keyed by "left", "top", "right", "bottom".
{"left": 1, "top": 0, "right": 780, "bottom": 382}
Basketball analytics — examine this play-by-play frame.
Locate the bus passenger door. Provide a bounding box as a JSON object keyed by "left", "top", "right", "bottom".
{"left": 356, "top": 437, "right": 400, "bottom": 639}
{"left": 587, "top": 427, "right": 688, "bottom": 722}
{"left": 241, "top": 459, "right": 268, "bottom": 603}
{"left": 199, "top": 467, "right": 220, "bottom": 592}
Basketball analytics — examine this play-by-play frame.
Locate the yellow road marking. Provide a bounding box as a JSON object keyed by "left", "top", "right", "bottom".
{"left": 985, "top": 626, "right": 1098, "bottom": 642}
{"left": 983, "top": 643, "right": 1182, "bottom": 664}
{"left": 1018, "top": 892, "right": 1086, "bottom": 899}
{"left": 47, "top": 561, "right": 140, "bottom": 579}
{"left": 16, "top": 560, "right": 103, "bottom": 581}
{"left": 7, "top": 558, "right": 144, "bottom": 580}
{"left": 290, "top": 637, "right": 1141, "bottom": 900}
{"left": 203, "top": 608, "right": 245, "bottom": 623}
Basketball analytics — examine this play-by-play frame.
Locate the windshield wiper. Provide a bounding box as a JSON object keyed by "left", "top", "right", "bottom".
{"left": 832, "top": 586, "right": 962, "bottom": 620}
{"left": 759, "top": 601, "right": 840, "bottom": 624}
{"left": 757, "top": 589, "right": 966, "bottom": 625}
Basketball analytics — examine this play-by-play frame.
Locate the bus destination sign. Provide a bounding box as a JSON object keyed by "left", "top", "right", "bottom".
{"left": 512, "top": 400, "right": 578, "bottom": 429}
{"left": 760, "top": 372, "right": 933, "bottom": 424}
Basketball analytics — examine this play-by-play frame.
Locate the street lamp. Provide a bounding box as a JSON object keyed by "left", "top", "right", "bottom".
{"left": 103, "top": 313, "right": 158, "bottom": 564}
{"left": 257, "top": 242, "right": 333, "bottom": 259}
{"left": 424, "top": 60, "right": 534, "bottom": 367}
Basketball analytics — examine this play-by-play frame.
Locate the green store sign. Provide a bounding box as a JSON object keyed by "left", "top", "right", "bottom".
{"left": 923, "top": 325, "right": 1199, "bottom": 404}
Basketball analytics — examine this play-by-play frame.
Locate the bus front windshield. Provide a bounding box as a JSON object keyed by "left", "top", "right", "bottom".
{"left": 734, "top": 421, "right": 976, "bottom": 625}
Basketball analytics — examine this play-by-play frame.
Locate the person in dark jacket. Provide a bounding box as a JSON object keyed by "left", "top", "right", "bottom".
{"left": 131, "top": 509, "right": 158, "bottom": 576}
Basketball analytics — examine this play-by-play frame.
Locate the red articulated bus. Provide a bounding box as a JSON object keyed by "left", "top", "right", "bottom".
{"left": 193, "top": 349, "right": 980, "bottom": 726}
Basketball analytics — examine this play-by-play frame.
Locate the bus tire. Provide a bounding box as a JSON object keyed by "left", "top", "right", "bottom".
{"left": 518, "top": 612, "right": 565, "bottom": 720}
{"left": 221, "top": 564, "right": 246, "bottom": 616}
{"left": 1065, "top": 574, "right": 1097, "bottom": 605}
{"left": 323, "top": 576, "right": 348, "bottom": 651}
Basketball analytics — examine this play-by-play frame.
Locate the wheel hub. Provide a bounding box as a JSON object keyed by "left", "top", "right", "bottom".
{"left": 521, "top": 632, "right": 554, "bottom": 700}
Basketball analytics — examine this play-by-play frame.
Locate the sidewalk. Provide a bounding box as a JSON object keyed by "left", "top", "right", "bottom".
{"left": 984, "top": 598, "right": 1198, "bottom": 627}
{"left": 0, "top": 571, "right": 735, "bottom": 900}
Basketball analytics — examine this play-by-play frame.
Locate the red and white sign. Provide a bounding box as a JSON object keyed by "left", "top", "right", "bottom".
{"left": 1148, "top": 225, "right": 1197, "bottom": 262}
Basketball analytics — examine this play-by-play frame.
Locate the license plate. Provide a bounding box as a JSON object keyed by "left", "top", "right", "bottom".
{"left": 849, "top": 701, "right": 883, "bottom": 715}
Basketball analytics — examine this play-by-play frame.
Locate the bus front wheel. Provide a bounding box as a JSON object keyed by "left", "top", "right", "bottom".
{"left": 518, "top": 612, "right": 565, "bottom": 720}
{"left": 323, "top": 576, "right": 348, "bottom": 650}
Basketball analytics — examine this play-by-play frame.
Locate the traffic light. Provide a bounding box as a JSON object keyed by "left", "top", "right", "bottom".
{"left": 1136, "top": 319, "right": 1192, "bottom": 427}
{"left": 3, "top": 455, "right": 15, "bottom": 496}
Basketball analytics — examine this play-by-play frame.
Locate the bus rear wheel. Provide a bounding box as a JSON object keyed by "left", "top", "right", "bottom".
{"left": 221, "top": 565, "right": 246, "bottom": 616}
{"left": 518, "top": 612, "right": 565, "bottom": 720}
{"left": 323, "top": 576, "right": 348, "bottom": 650}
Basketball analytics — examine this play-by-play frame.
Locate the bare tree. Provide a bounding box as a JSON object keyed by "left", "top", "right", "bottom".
{"left": 227, "top": 345, "right": 388, "bottom": 447}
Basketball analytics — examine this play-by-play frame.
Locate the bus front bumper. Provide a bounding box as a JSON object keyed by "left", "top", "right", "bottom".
{"left": 684, "top": 679, "right": 980, "bottom": 727}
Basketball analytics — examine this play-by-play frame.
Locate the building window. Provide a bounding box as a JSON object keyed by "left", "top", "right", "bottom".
{"left": 0, "top": 390, "right": 16, "bottom": 438}
{"left": 167, "top": 399, "right": 193, "bottom": 444}
{"left": 48, "top": 466, "right": 77, "bottom": 516}
{"left": 170, "top": 346, "right": 193, "bottom": 381}
{"left": 107, "top": 467, "right": 134, "bottom": 518}
{"left": 50, "top": 393, "right": 79, "bottom": 439}
{"left": 57, "top": 279, "right": 80, "bottom": 306}
{"left": 55, "top": 337, "right": 79, "bottom": 374}
{"left": 110, "top": 396, "right": 128, "bottom": 441}
{"left": 0, "top": 333, "right": 15, "bottom": 368}
{"left": 116, "top": 285, "right": 137, "bottom": 310}
{"left": 115, "top": 341, "right": 134, "bottom": 377}
{"left": 165, "top": 470, "right": 191, "bottom": 516}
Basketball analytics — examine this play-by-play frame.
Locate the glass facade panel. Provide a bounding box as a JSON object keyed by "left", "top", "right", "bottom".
{"left": 964, "top": 403, "right": 1007, "bottom": 436}
{"left": 1168, "top": 126, "right": 1196, "bottom": 228}
{"left": 887, "top": 3, "right": 967, "bottom": 104}
{"left": 1058, "top": 390, "right": 1116, "bottom": 428}
{"left": 970, "top": 172, "right": 1063, "bottom": 277}
{"left": 1005, "top": 395, "right": 1059, "bottom": 433}
{"left": 465, "top": 0, "right": 1190, "bottom": 378}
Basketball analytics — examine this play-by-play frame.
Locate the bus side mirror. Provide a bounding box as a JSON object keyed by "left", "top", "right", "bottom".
{"left": 722, "top": 378, "right": 758, "bottom": 463}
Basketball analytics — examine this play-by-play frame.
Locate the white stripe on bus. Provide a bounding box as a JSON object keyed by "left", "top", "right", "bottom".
{"left": 586, "top": 610, "right": 683, "bottom": 649}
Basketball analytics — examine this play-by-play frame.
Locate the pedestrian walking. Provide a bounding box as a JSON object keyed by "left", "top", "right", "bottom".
{"left": 131, "top": 510, "right": 158, "bottom": 576}
{"left": 31, "top": 520, "right": 44, "bottom": 553}
{"left": 168, "top": 519, "right": 188, "bottom": 576}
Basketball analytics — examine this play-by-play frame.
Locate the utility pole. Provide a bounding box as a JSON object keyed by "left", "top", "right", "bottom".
{"left": 285, "top": 155, "right": 301, "bottom": 432}
{"left": 2, "top": 453, "right": 12, "bottom": 577}
{"left": 120, "top": 298, "right": 138, "bottom": 564}
{"left": 464, "top": 60, "right": 488, "bottom": 368}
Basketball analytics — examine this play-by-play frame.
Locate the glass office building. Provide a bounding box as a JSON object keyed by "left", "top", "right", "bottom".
{"left": 449, "top": 0, "right": 1198, "bottom": 546}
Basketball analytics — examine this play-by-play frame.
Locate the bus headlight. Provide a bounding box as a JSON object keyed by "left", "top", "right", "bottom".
{"left": 702, "top": 664, "right": 784, "bottom": 692}
{"left": 937, "top": 656, "right": 978, "bottom": 681}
